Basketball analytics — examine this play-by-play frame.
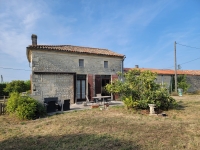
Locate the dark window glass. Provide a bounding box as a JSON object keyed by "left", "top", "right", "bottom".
{"left": 79, "top": 59, "right": 84, "bottom": 67}
{"left": 104, "top": 61, "right": 108, "bottom": 68}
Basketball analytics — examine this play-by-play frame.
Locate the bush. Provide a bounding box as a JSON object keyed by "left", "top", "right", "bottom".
{"left": 16, "top": 96, "right": 38, "bottom": 120}
{"left": 4, "top": 80, "right": 30, "bottom": 94}
{"left": 105, "top": 69, "right": 177, "bottom": 110}
{"left": 6, "top": 92, "right": 46, "bottom": 120}
{"left": 6, "top": 92, "right": 20, "bottom": 114}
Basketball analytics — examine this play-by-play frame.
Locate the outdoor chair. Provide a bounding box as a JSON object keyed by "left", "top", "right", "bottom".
{"left": 105, "top": 97, "right": 112, "bottom": 103}
{"left": 96, "top": 93, "right": 102, "bottom": 103}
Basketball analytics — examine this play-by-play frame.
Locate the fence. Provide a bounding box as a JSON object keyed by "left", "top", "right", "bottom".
{"left": 0, "top": 96, "right": 8, "bottom": 115}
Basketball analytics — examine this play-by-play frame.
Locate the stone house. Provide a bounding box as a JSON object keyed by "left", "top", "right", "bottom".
{"left": 124, "top": 66, "right": 200, "bottom": 93}
{"left": 26, "top": 34, "right": 125, "bottom": 104}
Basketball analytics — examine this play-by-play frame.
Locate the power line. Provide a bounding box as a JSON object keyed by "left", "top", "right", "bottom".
{"left": 0, "top": 66, "right": 30, "bottom": 71}
{"left": 165, "top": 58, "right": 199, "bottom": 69}
{"left": 176, "top": 43, "right": 200, "bottom": 50}
{"left": 164, "top": 42, "right": 200, "bottom": 69}
{"left": 179, "top": 57, "right": 200, "bottom": 66}
{"left": 165, "top": 56, "right": 200, "bottom": 69}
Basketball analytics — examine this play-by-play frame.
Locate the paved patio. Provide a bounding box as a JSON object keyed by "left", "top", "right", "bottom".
{"left": 70, "top": 100, "right": 124, "bottom": 111}
{"left": 48, "top": 101, "right": 124, "bottom": 115}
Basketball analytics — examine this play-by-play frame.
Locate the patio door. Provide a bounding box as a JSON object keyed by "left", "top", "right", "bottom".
{"left": 76, "top": 75, "right": 86, "bottom": 102}
{"left": 95, "top": 75, "right": 111, "bottom": 96}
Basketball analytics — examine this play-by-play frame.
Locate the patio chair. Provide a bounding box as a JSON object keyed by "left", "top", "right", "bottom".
{"left": 105, "top": 97, "right": 112, "bottom": 103}
{"left": 96, "top": 93, "right": 102, "bottom": 103}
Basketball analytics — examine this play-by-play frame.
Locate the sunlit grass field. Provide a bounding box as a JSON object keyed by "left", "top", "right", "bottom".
{"left": 0, "top": 95, "right": 200, "bottom": 150}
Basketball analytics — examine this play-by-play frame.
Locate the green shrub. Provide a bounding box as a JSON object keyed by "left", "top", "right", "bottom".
{"left": 105, "top": 69, "right": 177, "bottom": 110}
{"left": 6, "top": 92, "right": 46, "bottom": 120}
{"left": 4, "top": 80, "right": 30, "bottom": 94}
{"left": 6, "top": 92, "right": 20, "bottom": 114}
{"left": 35, "top": 102, "right": 46, "bottom": 118}
{"left": 16, "top": 96, "right": 38, "bottom": 120}
{"left": 136, "top": 99, "right": 149, "bottom": 109}
{"left": 123, "top": 96, "right": 134, "bottom": 109}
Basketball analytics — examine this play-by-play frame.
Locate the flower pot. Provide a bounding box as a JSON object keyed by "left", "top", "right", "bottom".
{"left": 91, "top": 104, "right": 99, "bottom": 109}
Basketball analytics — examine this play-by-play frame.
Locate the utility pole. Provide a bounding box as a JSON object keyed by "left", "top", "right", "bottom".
{"left": 174, "top": 41, "right": 178, "bottom": 93}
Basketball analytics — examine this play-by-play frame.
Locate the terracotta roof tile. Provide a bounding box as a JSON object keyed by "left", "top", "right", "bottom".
{"left": 27, "top": 45, "right": 124, "bottom": 57}
{"left": 124, "top": 68, "right": 200, "bottom": 76}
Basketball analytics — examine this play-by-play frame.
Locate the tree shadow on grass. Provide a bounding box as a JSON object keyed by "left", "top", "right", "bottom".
{"left": 175, "top": 100, "right": 187, "bottom": 110}
{"left": 0, "top": 133, "right": 141, "bottom": 150}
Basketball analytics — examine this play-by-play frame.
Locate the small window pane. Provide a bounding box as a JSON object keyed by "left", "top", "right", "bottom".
{"left": 79, "top": 59, "right": 84, "bottom": 67}
{"left": 104, "top": 61, "right": 108, "bottom": 68}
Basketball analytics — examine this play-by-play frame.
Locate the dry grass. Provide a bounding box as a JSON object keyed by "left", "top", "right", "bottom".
{"left": 1, "top": 95, "right": 200, "bottom": 150}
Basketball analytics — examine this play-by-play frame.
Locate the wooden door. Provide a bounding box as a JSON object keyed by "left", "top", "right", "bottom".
{"left": 95, "top": 75, "right": 102, "bottom": 95}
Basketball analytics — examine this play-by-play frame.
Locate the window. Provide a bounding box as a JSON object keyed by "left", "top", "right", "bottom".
{"left": 104, "top": 61, "right": 108, "bottom": 68}
{"left": 79, "top": 59, "right": 84, "bottom": 67}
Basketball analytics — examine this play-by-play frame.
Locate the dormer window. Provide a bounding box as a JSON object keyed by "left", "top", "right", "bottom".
{"left": 79, "top": 59, "right": 84, "bottom": 67}
{"left": 104, "top": 61, "right": 108, "bottom": 68}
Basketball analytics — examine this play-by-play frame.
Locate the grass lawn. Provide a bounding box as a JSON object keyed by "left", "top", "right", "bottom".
{"left": 0, "top": 95, "right": 200, "bottom": 150}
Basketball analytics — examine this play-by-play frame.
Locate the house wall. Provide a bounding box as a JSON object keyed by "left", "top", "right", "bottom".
{"left": 31, "top": 74, "right": 74, "bottom": 104}
{"left": 31, "top": 50, "right": 123, "bottom": 103}
{"left": 31, "top": 51, "right": 122, "bottom": 74}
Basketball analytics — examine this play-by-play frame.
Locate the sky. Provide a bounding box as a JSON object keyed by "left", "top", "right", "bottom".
{"left": 0, "top": 0, "right": 200, "bottom": 82}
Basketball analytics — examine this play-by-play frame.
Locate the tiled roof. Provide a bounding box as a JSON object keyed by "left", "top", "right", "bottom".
{"left": 27, "top": 45, "right": 124, "bottom": 57}
{"left": 124, "top": 68, "right": 200, "bottom": 76}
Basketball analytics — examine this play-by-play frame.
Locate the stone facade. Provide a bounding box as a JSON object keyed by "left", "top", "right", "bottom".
{"left": 30, "top": 50, "right": 123, "bottom": 103}
{"left": 32, "top": 74, "right": 74, "bottom": 103}
{"left": 155, "top": 75, "right": 172, "bottom": 90}
{"left": 186, "top": 75, "right": 200, "bottom": 92}
{"left": 31, "top": 51, "right": 122, "bottom": 74}
{"left": 155, "top": 75, "right": 200, "bottom": 93}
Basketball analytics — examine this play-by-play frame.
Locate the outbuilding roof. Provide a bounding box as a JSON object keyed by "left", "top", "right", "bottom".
{"left": 124, "top": 68, "right": 200, "bottom": 76}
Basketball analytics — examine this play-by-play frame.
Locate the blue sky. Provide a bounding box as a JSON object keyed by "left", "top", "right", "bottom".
{"left": 0, "top": 0, "right": 200, "bottom": 82}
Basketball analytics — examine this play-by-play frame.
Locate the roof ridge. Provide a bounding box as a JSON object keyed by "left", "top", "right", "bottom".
{"left": 27, "top": 44, "right": 124, "bottom": 57}
{"left": 29, "top": 44, "right": 110, "bottom": 50}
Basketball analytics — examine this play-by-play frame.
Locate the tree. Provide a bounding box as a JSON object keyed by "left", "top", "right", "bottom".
{"left": 4, "top": 80, "right": 30, "bottom": 94}
{"left": 0, "top": 83, "right": 9, "bottom": 96}
{"left": 24, "top": 80, "right": 31, "bottom": 91}
{"left": 172, "top": 75, "right": 190, "bottom": 93}
{"left": 105, "top": 69, "right": 176, "bottom": 110}
{"left": 177, "top": 75, "right": 190, "bottom": 93}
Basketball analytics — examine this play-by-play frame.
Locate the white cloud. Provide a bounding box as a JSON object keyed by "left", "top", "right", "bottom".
{"left": 0, "top": 0, "right": 46, "bottom": 62}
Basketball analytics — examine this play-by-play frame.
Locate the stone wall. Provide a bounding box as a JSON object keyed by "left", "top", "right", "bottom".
{"left": 32, "top": 74, "right": 74, "bottom": 104}
{"left": 31, "top": 50, "right": 123, "bottom": 103}
{"left": 155, "top": 75, "right": 200, "bottom": 93}
{"left": 31, "top": 51, "right": 122, "bottom": 75}
{"left": 155, "top": 75, "right": 172, "bottom": 90}
{"left": 186, "top": 75, "right": 200, "bottom": 93}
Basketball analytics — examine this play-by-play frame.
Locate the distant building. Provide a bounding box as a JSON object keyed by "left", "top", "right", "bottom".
{"left": 124, "top": 66, "right": 200, "bottom": 93}
{"left": 26, "top": 34, "right": 125, "bottom": 104}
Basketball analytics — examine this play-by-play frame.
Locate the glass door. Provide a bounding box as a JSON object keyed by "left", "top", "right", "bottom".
{"left": 76, "top": 75, "right": 86, "bottom": 102}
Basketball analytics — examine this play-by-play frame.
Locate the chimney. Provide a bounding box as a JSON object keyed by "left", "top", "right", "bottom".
{"left": 31, "top": 34, "right": 37, "bottom": 46}
{"left": 135, "top": 65, "right": 139, "bottom": 68}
